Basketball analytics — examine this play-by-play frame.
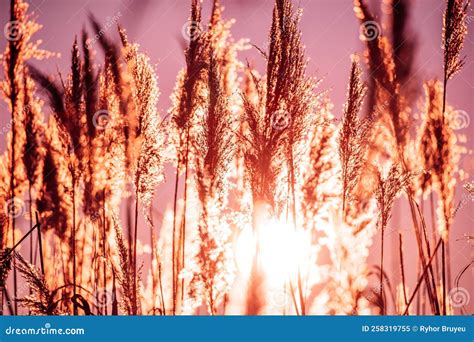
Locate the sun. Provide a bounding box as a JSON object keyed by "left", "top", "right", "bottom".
{"left": 235, "top": 205, "right": 312, "bottom": 286}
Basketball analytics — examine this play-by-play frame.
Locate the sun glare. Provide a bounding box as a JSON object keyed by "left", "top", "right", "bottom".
{"left": 236, "top": 207, "right": 312, "bottom": 286}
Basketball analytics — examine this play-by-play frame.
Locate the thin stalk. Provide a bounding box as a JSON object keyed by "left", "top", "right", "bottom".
{"left": 4, "top": 288, "right": 14, "bottom": 315}
{"left": 398, "top": 233, "right": 408, "bottom": 310}
{"left": 288, "top": 141, "right": 304, "bottom": 314}
{"left": 158, "top": 261, "right": 166, "bottom": 315}
{"left": 180, "top": 126, "right": 192, "bottom": 305}
{"left": 288, "top": 280, "right": 300, "bottom": 315}
{"left": 102, "top": 189, "right": 107, "bottom": 315}
{"left": 442, "top": 61, "right": 448, "bottom": 119}
{"left": 447, "top": 242, "right": 452, "bottom": 299}
{"left": 441, "top": 31, "right": 451, "bottom": 314}
{"left": 133, "top": 188, "right": 139, "bottom": 315}
{"left": 342, "top": 178, "right": 348, "bottom": 219}
{"left": 223, "top": 294, "right": 228, "bottom": 315}
{"left": 246, "top": 205, "right": 266, "bottom": 315}
{"left": 9, "top": 65, "right": 17, "bottom": 315}
{"left": 149, "top": 216, "right": 157, "bottom": 315}
{"left": 442, "top": 241, "right": 446, "bottom": 315}
{"left": 72, "top": 171, "right": 77, "bottom": 315}
{"left": 429, "top": 192, "right": 440, "bottom": 282}
{"left": 415, "top": 257, "right": 421, "bottom": 315}
{"left": 1, "top": 222, "right": 39, "bottom": 261}
{"left": 395, "top": 119, "right": 439, "bottom": 314}
{"left": 1, "top": 219, "right": 40, "bottom": 313}
{"left": 79, "top": 222, "right": 87, "bottom": 290}
{"left": 111, "top": 269, "right": 118, "bottom": 315}
{"left": 379, "top": 223, "right": 385, "bottom": 315}
{"left": 149, "top": 206, "right": 166, "bottom": 315}
{"left": 28, "top": 184, "right": 33, "bottom": 265}
{"left": 285, "top": 181, "right": 290, "bottom": 223}
{"left": 126, "top": 197, "right": 133, "bottom": 271}
{"left": 406, "top": 192, "right": 439, "bottom": 314}
{"left": 288, "top": 150, "right": 297, "bottom": 229}
{"left": 28, "top": 184, "right": 33, "bottom": 315}
{"left": 372, "top": 105, "right": 437, "bottom": 314}
{"left": 171, "top": 162, "right": 180, "bottom": 315}
{"left": 35, "top": 212, "right": 44, "bottom": 276}
{"left": 296, "top": 268, "right": 305, "bottom": 315}
{"left": 415, "top": 203, "right": 440, "bottom": 309}
{"left": 403, "top": 238, "right": 442, "bottom": 315}
{"left": 8, "top": 0, "right": 18, "bottom": 315}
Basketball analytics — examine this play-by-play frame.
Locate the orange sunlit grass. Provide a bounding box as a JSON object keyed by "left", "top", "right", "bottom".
{"left": 0, "top": 0, "right": 472, "bottom": 317}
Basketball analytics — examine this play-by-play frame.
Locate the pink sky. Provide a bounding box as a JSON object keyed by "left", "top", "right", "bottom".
{"left": 1, "top": 0, "right": 472, "bottom": 314}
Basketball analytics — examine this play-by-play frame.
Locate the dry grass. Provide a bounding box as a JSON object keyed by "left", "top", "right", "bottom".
{"left": 0, "top": 0, "right": 471, "bottom": 316}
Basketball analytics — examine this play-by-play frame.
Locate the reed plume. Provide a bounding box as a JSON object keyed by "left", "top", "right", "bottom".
{"left": 302, "top": 102, "right": 338, "bottom": 226}
{"left": 169, "top": 0, "right": 209, "bottom": 313}
{"left": 355, "top": 0, "right": 446, "bottom": 315}
{"left": 438, "top": 1, "right": 469, "bottom": 313}
{"left": 88, "top": 18, "right": 132, "bottom": 261}
{"left": 391, "top": 0, "right": 417, "bottom": 88}
{"left": 29, "top": 39, "right": 88, "bottom": 312}
{"left": 112, "top": 215, "right": 140, "bottom": 315}
{"left": 354, "top": 0, "right": 409, "bottom": 153}
{"left": 81, "top": 29, "right": 102, "bottom": 218}
{"left": 22, "top": 73, "right": 44, "bottom": 206}
{"left": 0, "top": 249, "right": 13, "bottom": 305}
{"left": 442, "top": 0, "right": 470, "bottom": 113}
{"left": 120, "top": 27, "right": 165, "bottom": 315}
{"left": 21, "top": 70, "right": 45, "bottom": 282}
{"left": 188, "top": 55, "right": 235, "bottom": 315}
{"left": 241, "top": 67, "right": 281, "bottom": 315}
{"left": 309, "top": 85, "right": 377, "bottom": 315}
{"left": 418, "top": 80, "right": 462, "bottom": 240}
{"left": 120, "top": 28, "right": 165, "bottom": 223}
{"left": 271, "top": 0, "right": 325, "bottom": 314}
{"left": 14, "top": 252, "right": 62, "bottom": 315}
{"left": 242, "top": 73, "right": 285, "bottom": 208}
{"left": 338, "top": 58, "right": 371, "bottom": 219}
{"left": 374, "top": 164, "right": 412, "bottom": 314}
{"left": 273, "top": 0, "right": 322, "bottom": 230}
{"left": 35, "top": 119, "right": 71, "bottom": 238}
{"left": 3, "top": 0, "right": 26, "bottom": 315}
{"left": 241, "top": 0, "right": 321, "bottom": 314}
{"left": 0, "top": 0, "right": 471, "bottom": 318}
{"left": 1, "top": 0, "right": 53, "bottom": 314}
